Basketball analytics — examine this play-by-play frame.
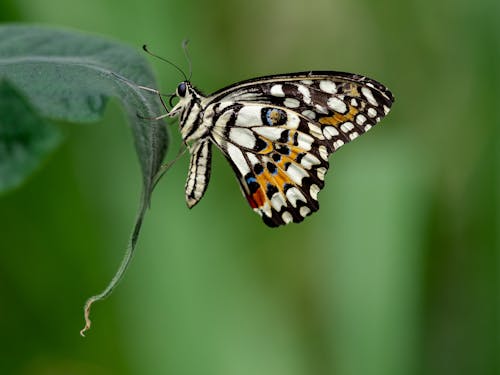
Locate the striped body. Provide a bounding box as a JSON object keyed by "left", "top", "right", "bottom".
{"left": 168, "top": 72, "right": 394, "bottom": 227}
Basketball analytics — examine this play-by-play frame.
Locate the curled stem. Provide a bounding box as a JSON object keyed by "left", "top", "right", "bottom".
{"left": 79, "top": 149, "right": 184, "bottom": 337}
{"left": 80, "top": 191, "right": 148, "bottom": 337}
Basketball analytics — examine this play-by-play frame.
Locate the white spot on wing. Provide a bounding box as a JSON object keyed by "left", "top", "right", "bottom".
{"left": 287, "top": 113, "right": 300, "bottom": 129}
{"left": 319, "top": 80, "right": 337, "bottom": 94}
{"left": 284, "top": 98, "right": 300, "bottom": 108}
{"left": 361, "top": 87, "right": 378, "bottom": 106}
{"left": 253, "top": 127, "right": 284, "bottom": 141}
{"left": 301, "top": 153, "right": 321, "bottom": 169}
{"left": 310, "top": 184, "right": 320, "bottom": 200}
{"left": 307, "top": 122, "right": 323, "bottom": 139}
{"left": 299, "top": 206, "right": 311, "bottom": 217}
{"left": 227, "top": 143, "right": 250, "bottom": 175}
{"left": 229, "top": 127, "right": 256, "bottom": 149}
{"left": 270, "top": 84, "right": 285, "bottom": 97}
{"left": 235, "top": 106, "right": 263, "bottom": 126}
{"left": 356, "top": 114, "right": 367, "bottom": 125}
{"left": 316, "top": 167, "right": 327, "bottom": 181}
{"left": 302, "top": 110, "right": 316, "bottom": 120}
{"left": 349, "top": 132, "right": 359, "bottom": 140}
{"left": 327, "top": 97, "right": 347, "bottom": 113}
{"left": 334, "top": 140, "right": 345, "bottom": 150}
{"left": 287, "top": 163, "right": 308, "bottom": 185}
{"left": 340, "top": 122, "right": 354, "bottom": 133}
{"left": 315, "top": 104, "right": 328, "bottom": 114}
{"left": 323, "top": 126, "right": 339, "bottom": 140}
{"left": 282, "top": 211, "right": 293, "bottom": 224}
{"left": 318, "top": 145, "right": 328, "bottom": 161}
{"left": 271, "top": 193, "right": 286, "bottom": 211}
{"left": 247, "top": 152, "right": 259, "bottom": 165}
{"left": 297, "top": 132, "right": 314, "bottom": 151}
{"left": 368, "top": 108, "right": 377, "bottom": 118}
{"left": 296, "top": 85, "right": 312, "bottom": 104}
{"left": 286, "top": 187, "right": 307, "bottom": 208}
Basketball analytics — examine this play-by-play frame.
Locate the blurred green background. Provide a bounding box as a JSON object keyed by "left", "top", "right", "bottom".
{"left": 1, "top": 0, "right": 498, "bottom": 374}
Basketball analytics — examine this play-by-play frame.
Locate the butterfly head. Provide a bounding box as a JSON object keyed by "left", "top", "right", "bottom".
{"left": 168, "top": 81, "right": 207, "bottom": 142}
{"left": 169, "top": 81, "right": 198, "bottom": 119}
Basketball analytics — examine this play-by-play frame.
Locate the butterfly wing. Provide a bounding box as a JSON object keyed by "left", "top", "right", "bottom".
{"left": 203, "top": 72, "right": 394, "bottom": 226}
{"left": 208, "top": 103, "right": 325, "bottom": 226}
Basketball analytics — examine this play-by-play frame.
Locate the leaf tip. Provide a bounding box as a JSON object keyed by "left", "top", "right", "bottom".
{"left": 79, "top": 297, "right": 96, "bottom": 337}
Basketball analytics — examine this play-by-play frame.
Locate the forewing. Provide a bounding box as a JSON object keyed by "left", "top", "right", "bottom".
{"left": 206, "top": 71, "right": 393, "bottom": 125}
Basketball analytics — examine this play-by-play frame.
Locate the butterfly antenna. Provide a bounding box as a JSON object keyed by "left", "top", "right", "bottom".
{"left": 182, "top": 39, "right": 193, "bottom": 81}
{"left": 143, "top": 44, "right": 188, "bottom": 81}
{"left": 110, "top": 72, "right": 173, "bottom": 117}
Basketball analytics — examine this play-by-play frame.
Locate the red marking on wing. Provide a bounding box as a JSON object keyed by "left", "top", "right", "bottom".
{"left": 246, "top": 188, "right": 265, "bottom": 209}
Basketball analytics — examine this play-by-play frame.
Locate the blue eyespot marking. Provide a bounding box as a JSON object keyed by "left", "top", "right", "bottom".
{"left": 261, "top": 107, "right": 287, "bottom": 126}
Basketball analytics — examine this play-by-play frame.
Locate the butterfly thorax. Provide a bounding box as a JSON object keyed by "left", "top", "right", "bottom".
{"left": 169, "top": 82, "right": 208, "bottom": 143}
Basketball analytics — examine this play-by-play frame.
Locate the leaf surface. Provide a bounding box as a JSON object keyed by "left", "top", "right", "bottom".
{"left": 0, "top": 80, "right": 62, "bottom": 192}
{"left": 0, "top": 24, "right": 168, "bottom": 197}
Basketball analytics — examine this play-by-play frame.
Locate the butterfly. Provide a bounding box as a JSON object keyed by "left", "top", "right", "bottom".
{"left": 161, "top": 71, "right": 394, "bottom": 227}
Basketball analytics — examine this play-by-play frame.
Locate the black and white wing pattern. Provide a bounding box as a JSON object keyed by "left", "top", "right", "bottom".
{"left": 200, "top": 72, "right": 394, "bottom": 227}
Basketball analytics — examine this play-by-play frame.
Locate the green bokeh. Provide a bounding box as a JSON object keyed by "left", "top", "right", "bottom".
{"left": 0, "top": 0, "right": 498, "bottom": 374}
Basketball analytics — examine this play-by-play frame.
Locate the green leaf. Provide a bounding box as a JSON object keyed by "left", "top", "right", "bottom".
{"left": 0, "top": 24, "right": 168, "bottom": 197}
{"left": 0, "top": 24, "right": 170, "bottom": 335}
{"left": 0, "top": 80, "right": 62, "bottom": 192}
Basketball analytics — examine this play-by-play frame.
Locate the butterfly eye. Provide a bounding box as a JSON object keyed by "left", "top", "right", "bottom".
{"left": 177, "top": 82, "right": 187, "bottom": 97}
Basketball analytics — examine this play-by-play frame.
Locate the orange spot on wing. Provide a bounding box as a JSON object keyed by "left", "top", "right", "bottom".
{"left": 258, "top": 140, "right": 274, "bottom": 154}
{"left": 249, "top": 187, "right": 265, "bottom": 208}
{"left": 252, "top": 167, "right": 291, "bottom": 207}
{"left": 289, "top": 145, "right": 305, "bottom": 157}
{"left": 319, "top": 106, "right": 358, "bottom": 126}
{"left": 275, "top": 168, "right": 292, "bottom": 188}
{"left": 345, "top": 83, "right": 360, "bottom": 97}
{"left": 256, "top": 169, "right": 282, "bottom": 194}
{"left": 256, "top": 171, "right": 269, "bottom": 189}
